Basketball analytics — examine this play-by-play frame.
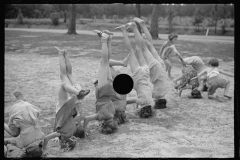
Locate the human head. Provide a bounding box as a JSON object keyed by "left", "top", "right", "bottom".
{"left": 21, "top": 141, "right": 43, "bottom": 157}
{"left": 138, "top": 105, "right": 153, "bottom": 118}
{"left": 100, "top": 118, "right": 118, "bottom": 134}
{"left": 73, "top": 124, "right": 85, "bottom": 138}
{"left": 191, "top": 89, "right": 203, "bottom": 99}
{"left": 114, "top": 110, "right": 127, "bottom": 124}
{"left": 207, "top": 58, "right": 219, "bottom": 67}
{"left": 154, "top": 99, "right": 167, "bottom": 109}
{"left": 13, "top": 91, "right": 23, "bottom": 100}
{"left": 168, "top": 33, "right": 178, "bottom": 43}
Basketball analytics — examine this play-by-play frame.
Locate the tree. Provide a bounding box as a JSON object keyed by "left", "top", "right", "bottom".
{"left": 150, "top": 4, "right": 160, "bottom": 39}
{"left": 210, "top": 4, "right": 221, "bottom": 34}
{"left": 135, "top": 4, "right": 141, "bottom": 18}
{"left": 219, "top": 4, "right": 229, "bottom": 34}
{"left": 67, "top": 4, "right": 77, "bottom": 35}
{"left": 5, "top": 4, "right": 18, "bottom": 18}
{"left": 193, "top": 6, "right": 204, "bottom": 32}
{"left": 64, "top": 10, "right": 67, "bottom": 23}
{"left": 16, "top": 8, "right": 24, "bottom": 24}
{"left": 166, "top": 4, "right": 177, "bottom": 33}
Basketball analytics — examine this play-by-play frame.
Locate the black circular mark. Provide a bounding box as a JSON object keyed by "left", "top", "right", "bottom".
{"left": 113, "top": 74, "right": 133, "bottom": 95}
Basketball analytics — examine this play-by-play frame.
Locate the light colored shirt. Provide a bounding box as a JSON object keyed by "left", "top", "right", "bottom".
{"left": 8, "top": 100, "right": 44, "bottom": 148}
{"left": 207, "top": 67, "right": 220, "bottom": 79}
{"left": 183, "top": 56, "right": 206, "bottom": 74}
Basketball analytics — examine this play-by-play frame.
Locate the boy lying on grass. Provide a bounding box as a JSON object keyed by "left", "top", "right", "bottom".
{"left": 194, "top": 58, "right": 233, "bottom": 102}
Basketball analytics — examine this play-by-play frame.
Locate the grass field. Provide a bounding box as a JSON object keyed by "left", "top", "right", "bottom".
{"left": 4, "top": 30, "right": 234, "bottom": 157}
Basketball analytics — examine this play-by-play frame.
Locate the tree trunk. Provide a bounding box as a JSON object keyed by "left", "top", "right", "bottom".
{"left": 67, "top": 4, "right": 77, "bottom": 35}
{"left": 169, "top": 19, "right": 173, "bottom": 33}
{"left": 64, "top": 11, "right": 67, "bottom": 23}
{"left": 150, "top": 4, "right": 160, "bottom": 39}
{"left": 214, "top": 20, "right": 217, "bottom": 34}
{"left": 136, "top": 4, "right": 141, "bottom": 18}
{"left": 17, "top": 8, "right": 23, "bottom": 24}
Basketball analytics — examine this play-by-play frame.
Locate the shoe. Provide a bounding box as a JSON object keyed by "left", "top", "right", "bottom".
{"left": 77, "top": 89, "right": 90, "bottom": 100}
{"left": 93, "top": 30, "right": 103, "bottom": 38}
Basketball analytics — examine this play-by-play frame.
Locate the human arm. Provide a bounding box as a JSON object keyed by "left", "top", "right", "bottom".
{"left": 219, "top": 69, "right": 234, "bottom": 77}
{"left": 4, "top": 123, "right": 20, "bottom": 137}
{"left": 196, "top": 69, "right": 207, "bottom": 85}
{"left": 159, "top": 41, "right": 167, "bottom": 59}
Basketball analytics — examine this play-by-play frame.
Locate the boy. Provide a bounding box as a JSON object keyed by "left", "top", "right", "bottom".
{"left": 196, "top": 58, "right": 233, "bottom": 102}
{"left": 4, "top": 92, "right": 45, "bottom": 157}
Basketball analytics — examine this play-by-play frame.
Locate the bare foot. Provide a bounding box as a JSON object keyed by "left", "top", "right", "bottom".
{"left": 54, "top": 46, "right": 65, "bottom": 55}
{"left": 122, "top": 54, "right": 130, "bottom": 67}
{"left": 133, "top": 17, "right": 145, "bottom": 25}
{"left": 115, "top": 25, "right": 127, "bottom": 31}
{"left": 125, "top": 22, "right": 136, "bottom": 29}
{"left": 103, "top": 30, "right": 113, "bottom": 41}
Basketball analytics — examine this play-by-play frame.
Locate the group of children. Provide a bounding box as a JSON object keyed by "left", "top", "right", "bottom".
{"left": 4, "top": 17, "right": 233, "bottom": 157}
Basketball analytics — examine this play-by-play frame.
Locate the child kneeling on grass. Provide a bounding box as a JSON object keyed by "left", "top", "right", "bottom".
{"left": 195, "top": 58, "right": 233, "bottom": 102}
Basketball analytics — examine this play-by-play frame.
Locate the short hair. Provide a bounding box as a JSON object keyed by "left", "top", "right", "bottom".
{"left": 138, "top": 105, "right": 152, "bottom": 118}
{"left": 168, "top": 33, "right": 178, "bottom": 41}
{"left": 73, "top": 124, "right": 85, "bottom": 138}
{"left": 13, "top": 91, "right": 23, "bottom": 99}
{"left": 114, "top": 110, "right": 128, "bottom": 125}
{"left": 100, "top": 119, "right": 118, "bottom": 134}
{"left": 191, "top": 89, "right": 203, "bottom": 99}
{"left": 154, "top": 99, "right": 167, "bottom": 109}
{"left": 207, "top": 58, "right": 219, "bottom": 67}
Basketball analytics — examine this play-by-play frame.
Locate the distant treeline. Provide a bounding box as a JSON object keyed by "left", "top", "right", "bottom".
{"left": 5, "top": 4, "right": 234, "bottom": 19}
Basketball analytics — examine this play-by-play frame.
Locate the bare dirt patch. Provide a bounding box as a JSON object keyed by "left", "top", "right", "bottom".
{"left": 4, "top": 30, "right": 234, "bottom": 158}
